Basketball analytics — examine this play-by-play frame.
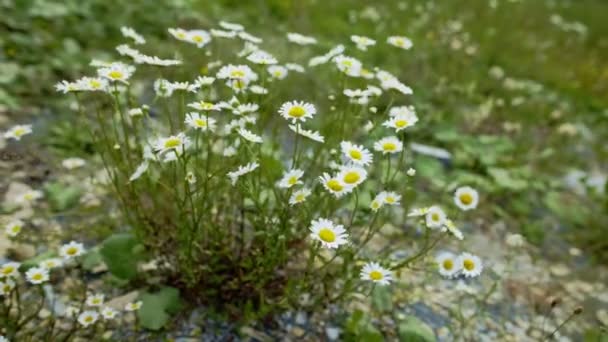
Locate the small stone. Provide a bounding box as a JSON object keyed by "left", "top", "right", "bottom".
{"left": 326, "top": 326, "right": 340, "bottom": 340}
{"left": 105, "top": 290, "right": 139, "bottom": 310}
{"left": 568, "top": 247, "right": 581, "bottom": 256}
{"left": 550, "top": 264, "right": 570, "bottom": 277}
{"left": 597, "top": 309, "right": 608, "bottom": 326}
{"left": 295, "top": 311, "right": 307, "bottom": 325}
{"left": 291, "top": 327, "right": 306, "bottom": 338}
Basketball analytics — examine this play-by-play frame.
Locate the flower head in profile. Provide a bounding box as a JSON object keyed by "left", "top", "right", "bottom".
{"left": 0, "top": 278, "right": 16, "bottom": 296}
{"left": 351, "top": 35, "right": 376, "bottom": 50}
{"left": 247, "top": 50, "right": 277, "bottom": 65}
{"left": 16, "top": 189, "right": 43, "bottom": 205}
{"left": 457, "top": 252, "right": 483, "bottom": 278}
{"left": 334, "top": 55, "right": 362, "bottom": 77}
{"left": 216, "top": 64, "right": 258, "bottom": 82}
{"left": 97, "top": 62, "right": 135, "bottom": 84}
{"left": 378, "top": 191, "right": 401, "bottom": 206}
{"left": 40, "top": 258, "right": 63, "bottom": 270}
{"left": 59, "top": 241, "right": 85, "bottom": 259}
{"left": 188, "top": 100, "right": 219, "bottom": 111}
{"left": 319, "top": 173, "right": 353, "bottom": 198}
{"left": 101, "top": 307, "right": 119, "bottom": 320}
{"left": 436, "top": 252, "right": 459, "bottom": 278}
{"left": 219, "top": 20, "right": 244, "bottom": 32}
{"left": 154, "top": 133, "right": 190, "bottom": 155}
{"left": 279, "top": 101, "right": 316, "bottom": 123}
{"left": 125, "top": 301, "right": 143, "bottom": 312}
{"left": 4, "top": 125, "right": 32, "bottom": 141}
{"left": 387, "top": 36, "right": 413, "bottom": 50}
{"left": 383, "top": 111, "right": 419, "bottom": 132}
{"left": 289, "top": 188, "right": 311, "bottom": 205}
{"left": 340, "top": 141, "right": 373, "bottom": 166}
{"left": 185, "top": 112, "right": 217, "bottom": 132}
{"left": 425, "top": 206, "right": 447, "bottom": 229}
{"left": 187, "top": 30, "right": 211, "bottom": 48}
{"left": 4, "top": 219, "right": 24, "bottom": 237}
{"left": 278, "top": 169, "right": 304, "bottom": 189}
{"left": 26, "top": 267, "right": 49, "bottom": 285}
{"left": 443, "top": 220, "right": 464, "bottom": 240}
{"left": 288, "top": 125, "right": 325, "bottom": 143}
{"left": 337, "top": 166, "right": 367, "bottom": 187}
{"left": 287, "top": 32, "right": 317, "bottom": 45}
{"left": 268, "top": 65, "right": 288, "bottom": 80}
{"left": 227, "top": 162, "right": 259, "bottom": 186}
{"left": 374, "top": 136, "right": 403, "bottom": 154}
{"left": 360, "top": 262, "right": 393, "bottom": 285}
{"left": 120, "top": 26, "right": 145, "bottom": 44}
{"left": 0, "top": 262, "right": 21, "bottom": 279}
{"left": 86, "top": 293, "right": 105, "bottom": 307}
{"left": 78, "top": 311, "right": 99, "bottom": 327}
{"left": 309, "top": 218, "right": 348, "bottom": 249}
{"left": 454, "top": 186, "right": 479, "bottom": 211}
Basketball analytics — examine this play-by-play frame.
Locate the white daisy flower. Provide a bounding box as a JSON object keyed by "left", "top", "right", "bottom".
{"left": 59, "top": 241, "right": 85, "bottom": 259}
{"left": 4, "top": 219, "right": 24, "bottom": 237}
{"left": 0, "top": 262, "right": 21, "bottom": 278}
{"left": 309, "top": 218, "right": 348, "bottom": 249}
{"left": 86, "top": 293, "right": 105, "bottom": 307}
{"left": 219, "top": 20, "right": 244, "bottom": 32}
{"left": 154, "top": 133, "right": 190, "bottom": 155}
{"left": 286, "top": 32, "right": 317, "bottom": 45}
{"left": 54, "top": 80, "right": 81, "bottom": 93}
{"left": 387, "top": 36, "right": 413, "bottom": 50}
{"left": 443, "top": 220, "right": 464, "bottom": 240}
{"left": 186, "top": 171, "right": 197, "bottom": 185}
{"left": 250, "top": 85, "right": 269, "bottom": 94}
{"left": 101, "top": 307, "right": 118, "bottom": 320}
{"left": 278, "top": 169, "right": 305, "bottom": 189}
{"left": 62, "top": 157, "right": 86, "bottom": 170}
{"left": 289, "top": 188, "right": 312, "bottom": 205}
{"left": 436, "top": 252, "right": 459, "bottom": 278}
{"left": 134, "top": 54, "right": 182, "bottom": 66}
{"left": 75, "top": 76, "right": 109, "bottom": 92}
{"left": 227, "top": 162, "right": 259, "bottom": 186}
{"left": 192, "top": 76, "right": 216, "bottom": 88}
{"left": 285, "top": 63, "right": 305, "bottom": 73}
{"left": 382, "top": 111, "right": 419, "bottom": 132}
{"left": 124, "top": 301, "right": 143, "bottom": 312}
{"left": 187, "top": 30, "right": 211, "bottom": 47}
{"left": 129, "top": 107, "right": 144, "bottom": 117}
{"left": 15, "top": 189, "right": 43, "bottom": 206}
{"left": 389, "top": 105, "right": 416, "bottom": 117}
{"left": 288, "top": 125, "right": 325, "bottom": 143}
{"left": 370, "top": 197, "right": 384, "bottom": 212}
{"left": 340, "top": 141, "right": 373, "bottom": 166}
{"left": 154, "top": 79, "right": 175, "bottom": 97}
{"left": 334, "top": 55, "right": 362, "bottom": 77}
{"left": 4, "top": 124, "right": 32, "bottom": 141}
{"left": 379, "top": 191, "right": 401, "bottom": 206}
{"left": 0, "top": 278, "right": 16, "bottom": 296}
{"left": 185, "top": 112, "right": 217, "bottom": 132}
{"left": 351, "top": 35, "right": 376, "bottom": 50}
{"left": 187, "top": 100, "right": 220, "bottom": 111}
{"left": 406, "top": 168, "right": 416, "bottom": 176}
{"left": 25, "top": 267, "right": 49, "bottom": 285}
{"left": 78, "top": 311, "right": 99, "bottom": 327}
{"left": 360, "top": 262, "right": 393, "bottom": 285}
{"left": 237, "top": 128, "right": 263, "bottom": 143}
{"left": 407, "top": 207, "right": 429, "bottom": 217}
{"left": 211, "top": 29, "right": 237, "bottom": 38}
{"left": 120, "top": 26, "right": 146, "bottom": 44}
{"left": 238, "top": 31, "right": 263, "bottom": 44}
{"left": 337, "top": 166, "right": 367, "bottom": 187}
{"left": 425, "top": 206, "right": 447, "bottom": 229}
{"left": 40, "top": 258, "right": 63, "bottom": 270}
{"left": 457, "top": 252, "right": 483, "bottom": 278}
{"left": 268, "top": 65, "right": 288, "bottom": 80}
{"left": 279, "top": 101, "right": 316, "bottom": 123}
{"left": 97, "top": 62, "right": 135, "bottom": 84}
{"left": 382, "top": 78, "right": 413, "bottom": 95}
{"left": 247, "top": 50, "right": 277, "bottom": 65}
{"left": 454, "top": 186, "right": 479, "bottom": 211}
{"left": 374, "top": 136, "right": 403, "bottom": 154}
{"left": 319, "top": 173, "right": 353, "bottom": 198}
{"left": 216, "top": 64, "right": 258, "bottom": 82}
{"left": 234, "top": 103, "right": 259, "bottom": 115}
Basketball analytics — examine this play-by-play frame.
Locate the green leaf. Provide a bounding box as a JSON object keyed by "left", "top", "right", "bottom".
{"left": 100, "top": 233, "right": 144, "bottom": 280}
{"left": 0, "top": 62, "right": 20, "bottom": 84}
{"left": 398, "top": 316, "right": 436, "bottom": 342}
{"left": 487, "top": 168, "right": 527, "bottom": 191}
{"left": 138, "top": 287, "right": 182, "bottom": 330}
{"left": 44, "top": 182, "right": 82, "bottom": 212}
{"left": 21, "top": 251, "right": 57, "bottom": 270}
{"left": 371, "top": 286, "right": 393, "bottom": 312}
{"left": 81, "top": 249, "right": 103, "bottom": 271}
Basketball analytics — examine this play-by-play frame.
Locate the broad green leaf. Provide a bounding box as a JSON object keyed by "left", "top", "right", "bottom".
{"left": 100, "top": 233, "right": 144, "bottom": 280}
{"left": 44, "top": 182, "right": 82, "bottom": 212}
{"left": 138, "top": 287, "right": 182, "bottom": 330}
{"left": 398, "top": 316, "right": 436, "bottom": 342}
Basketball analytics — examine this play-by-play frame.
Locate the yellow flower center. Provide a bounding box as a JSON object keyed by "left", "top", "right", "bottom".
{"left": 371, "top": 201, "right": 380, "bottom": 209}
{"left": 164, "top": 138, "right": 181, "bottom": 149}
{"left": 230, "top": 70, "right": 246, "bottom": 78}
{"left": 343, "top": 171, "right": 360, "bottom": 184}
{"left": 192, "top": 35, "right": 204, "bottom": 43}
{"left": 288, "top": 176, "right": 298, "bottom": 185}
{"left": 431, "top": 213, "right": 440, "bottom": 222}
{"left": 342, "top": 60, "right": 352, "bottom": 67}
{"left": 2, "top": 267, "right": 14, "bottom": 275}
{"left": 84, "top": 316, "right": 93, "bottom": 323}
{"left": 92, "top": 299, "right": 100, "bottom": 304}
{"left": 233, "top": 80, "right": 246, "bottom": 89}
{"left": 14, "top": 128, "right": 26, "bottom": 136}
{"left": 11, "top": 225, "right": 21, "bottom": 233}
{"left": 108, "top": 70, "right": 123, "bottom": 80}
{"left": 90, "top": 80, "right": 101, "bottom": 88}
{"left": 385, "top": 196, "right": 395, "bottom": 204}
{"left": 288, "top": 106, "right": 306, "bottom": 118}
{"left": 2, "top": 285, "right": 10, "bottom": 292}
{"left": 295, "top": 194, "right": 305, "bottom": 201}
{"left": 194, "top": 119, "right": 207, "bottom": 127}
{"left": 395, "top": 38, "right": 405, "bottom": 47}
{"left": 318, "top": 228, "right": 336, "bottom": 243}
{"left": 177, "top": 32, "right": 186, "bottom": 39}
{"left": 459, "top": 193, "right": 473, "bottom": 205}
{"left": 349, "top": 150, "right": 362, "bottom": 160}
{"left": 443, "top": 259, "right": 454, "bottom": 270}
{"left": 382, "top": 142, "right": 396, "bottom": 151}
{"left": 273, "top": 71, "right": 282, "bottom": 77}
{"left": 395, "top": 120, "right": 408, "bottom": 128}
{"left": 326, "top": 179, "right": 343, "bottom": 191}
{"left": 32, "top": 273, "right": 43, "bottom": 281}
{"left": 463, "top": 259, "right": 475, "bottom": 271}
{"left": 369, "top": 270, "right": 383, "bottom": 280}
{"left": 66, "top": 247, "right": 78, "bottom": 256}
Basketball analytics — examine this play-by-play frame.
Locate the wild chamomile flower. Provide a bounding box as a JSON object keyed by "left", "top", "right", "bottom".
{"left": 289, "top": 188, "right": 311, "bottom": 205}
{"left": 454, "top": 186, "right": 479, "bottom": 211}
{"left": 101, "top": 307, "right": 118, "bottom": 320}
{"left": 86, "top": 294, "right": 105, "bottom": 307}
{"left": 192, "top": 76, "right": 215, "bottom": 88}
{"left": 186, "top": 30, "right": 211, "bottom": 47}
{"left": 374, "top": 136, "right": 403, "bottom": 154}
{"left": 238, "top": 31, "right": 263, "bottom": 44}
{"left": 237, "top": 128, "right": 263, "bottom": 144}
{"left": 61, "top": 157, "right": 86, "bottom": 170}
{"left": 25, "top": 267, "right": 49, "bottom": 285}
{"left": 216, "top": 64, "right": 258, "bottom": 82}
{"left": 154, "top": 133, "right": 190, "bottom": 155}
{"left": 268, "top": 65, "right": 288, "bottom": 80}
{"left": 4, "top": 124, "right": 32, "bottom": 141}
{"left": 379, "top": 191, "right": 401, "bottom": 206}
{"left": 40, "top": 258, "right": 63, "bottom": 269}
{"left": 351, "top": 35, "right": 376, "bottom": 50}
{"left": 185, "top": 112, "right": 217, "bottom": 132}
{"left": 278, "top": 169, "right": 305, "bottom": 188}
{"left": 125, "top": 301, "right": 143, "bottom": 311}
{"left": 389, "top": 105, "right": 416, "bottom": 117}
{"left": 457, "top": 252, "right": 483, "bottom": 278}
{"left": 443, "top": 220, "right": 464, "bottom": 240}
{"left": 4, "top": 219, "right": 24, "bottom": 237}
{"left": 360, "top": 262, "right": 393, "bottom": 285}
{"left": 436, "top": 252, "right": 459, "bottom": 278}
{"left": 337, "top": 166, "right": 367, "bottom": 187}
{"left": 340, "top": 141, "right": 373, "bottom": 166}
{"left": 319, "top": 173, "right": 353, "bottom": 198}
{"left": 247, "top": 50, "right": 277, "bottom": 65}
{"left": 59, "top": 241, "right": 85, "bottom": 259}
{"left": 382, "top": 78, "right": 413, "bottom": 95}
{"left": 382, "top": 111, "right": 419, "bottom": 132}
{"left": 120, "top": 26, "right": 145, "bottom": 44}
{"left": 211, "top": 29, "right": 237, "bottom": 38}
{"left": 188, "top": 100, "right": 220, "bottom": 111}
{"left": 54, "top": 80, "right": 81, "bottom": 93}
{"left": 387, "top": 35, "right": 413, "bottom": 50}
{"left": 408, "top": 207, "right": 429, "bottom": 217}
{"left": 97, "top": 62, "right": 135, "bottom": 84}
{"left": 370, "top": 197, "right": 384, "bottom": 212}
{"left": 234, "top": 103, "right": 259, "bottom": 115}
{"left": 0, "top": 262, "right": 20, "bottom": 279}
{"left": 285, "top": 63, "right": 305, "bottom": 73}
{"left": 425, "top": 206, "right": 447, "bottom": 228}
{"left": 186, "top": 171, "right": 197, "bottom": 185}
{"left": 309, "top": 218, "right": 348, "bottom": 249}
{"left": 0, "top": 278, "right": 15, "bottom": 296}
{"left": 75, "top": 77, "right": 109, "bottom": 92}
{"left": 288, "top": 125, "right": 325, "bottom": 143}
{"left": 250, "top": 85, "right": 268, "bottom": 94}
{"left": 309, "top": 44, "right": 345, "bottom": 66}
{"left": 279, "top": 101, "right": 316, "bottom": 123}
{"left": 407, "top": 168, "right": 416, "bottom": 176}
{"left": 16, "top": 189, "right": 43, "bottom": 205}
{"left": 334, "top": 55, "right": 362, "bottom": 77}
{"left": 78, "top": 311, "right": 99, "bottom": 327}
{"left": 219, "top": 20, "right": 244, "bottom": 31}
{"left": 286, "top": 32, "right": 317, "bottom": 45}
{"left": 154, "top": 79, "right": 175, "bottom": 97}
{"left": 227, "top": 162, "right": 259, "bottom": 186}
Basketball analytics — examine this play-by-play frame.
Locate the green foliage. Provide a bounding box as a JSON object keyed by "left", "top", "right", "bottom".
{"left": 397, "top": 316, "right": 436, "bottom": 342}
{"left": 138, "top": 287, "right": 183, "bottom": 330}
{"left": 344, "top": 309, "right": 385, "bottom": 342}
{"left": 43, "top": 181, "right": 82, "bottom": 212}
{"left": 20, "top": 251, "right": 57, "bottom": 270}
{"left": 371, "top": 286, "right": 393, "bottom": 313}
{"left": 99, "top": 233, "right": 145, "bottom": 280}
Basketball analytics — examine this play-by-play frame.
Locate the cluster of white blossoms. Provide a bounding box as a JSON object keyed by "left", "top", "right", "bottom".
{"left": 75, "top": 296, "right": 142, "bottom": 327}
{"left": 435, "top": 252, "right": 483, "bottom": 278}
